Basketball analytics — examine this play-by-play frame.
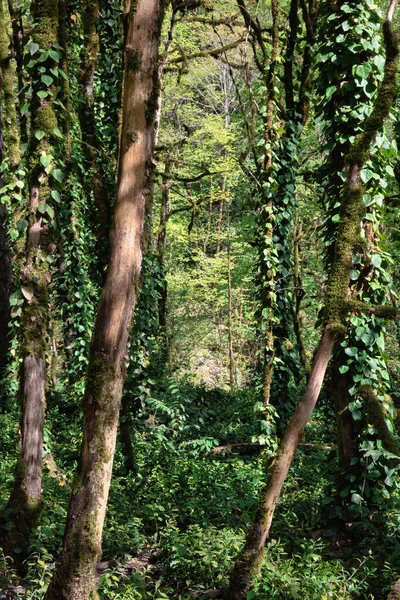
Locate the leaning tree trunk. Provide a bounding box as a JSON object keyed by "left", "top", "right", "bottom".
{"left": 44, "top": 2, "right": 166, "bottom": 598}
{"left": 225, "top": 3, "right": 399, "bottom": 597}
{"left": 1, "top": 0, "right": 60, "bottom": 562}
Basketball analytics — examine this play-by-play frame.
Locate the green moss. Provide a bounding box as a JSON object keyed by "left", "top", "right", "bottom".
{"left": 372, "top": 305, "right": 398, "bottom": 320}
{"left": 86, "top": 352, "right": 115, "bottom": 399}
{"left": 359, "top": 385, "right": 400, "bottom": 457}
{"left": 126, "top": 48, "right": 141, "bottom": 72}
{"left": 126, "top": 130, "right": 138, "bottom": 147}
{"left": 31, "top": 0, "right": 59, "bottom": 49}
{"left": 0, "top": 2, "right": 20, "bottom": 168}
{"left": 21, "top": 285, "right": 48, "bottom": 357}
{"left": 323, "top": 19, "right": 399, "bottom": 330}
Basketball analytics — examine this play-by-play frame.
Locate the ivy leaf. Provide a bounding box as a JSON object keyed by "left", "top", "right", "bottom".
{"left": 53, "top": 128, "right": 63, "bottom": 139}
{"left": 38, "top": 203, "right": 47, "bottom": 214}
{"left": 345, "top": 347, "right": 358, "bottom": 357}
{"left": 41, "top": 75, "right": 54, "bottom": 87}
{"left": 49, "top": 50, "right": 60, "bottom": 62}
{"left": 28, "top": 42, "right": 39, "bottom": 55}
{"left": 370, "top": 254, "right": 382, "bottom": 268}
{"left": 37, "top": 90, "right": 48, "bottom": 99}
{"left": 40, "top": 155, "right": 52, "bottom": 168}
{"left": 351, "top": 493, "right": 363, "bottom": 505}
{"left": 16, "top": 219, "right": 28, "bottom": 232}
{"left": 385, "top": 164, "right": 395, "bottom": 177}
{"left": 325, "top": 86, "right": 336, "bottom": 100}
{"left": 51, "top": 190, "right": 61, "bottom": 202}
{"left": 46, "top": 205, "right": 55, "bottom": 219}
{"left": 52, "top": 169, "right": 64, "bottom": 183}
{"left": 35, "top": 130, "right": 45, "bottom": 140}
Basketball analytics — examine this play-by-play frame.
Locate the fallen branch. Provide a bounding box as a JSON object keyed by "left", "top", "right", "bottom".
{"left": 202, "top": 442, "right": 336, "bottom": 458}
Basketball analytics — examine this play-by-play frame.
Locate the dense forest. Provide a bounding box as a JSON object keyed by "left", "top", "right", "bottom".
{"left": 1, "top": 0, "right": 400, "bottom": 598}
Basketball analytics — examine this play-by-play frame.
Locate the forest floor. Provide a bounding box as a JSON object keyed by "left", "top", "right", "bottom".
{"left": 1, "top": 383, "right": 400, "bottom": 599}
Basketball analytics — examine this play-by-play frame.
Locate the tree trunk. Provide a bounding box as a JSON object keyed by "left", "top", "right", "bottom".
{"left": 44, "top": 2, "right": 165, "bottom": 598}
{"left": 331, "top": 366, "right": 358, "bottom": 470}
{"left": 227, "top": 206, "right": 236, "bottom": 388}
{"left": 225, "top": 4, "right": 399, "bottom": 594}
{"left": 119, "top": 395, "right": 135, "bottom": 472}
{"left": 78, "top": 0, "right": 110, "bottom": 260}
{"left": 0, "top": 0, "right": 14, "bottom": 378}
{"left": 226, "top": 327, "right": 336, "bottom": 599}
{"left": 1, "top": 0, "right": 60, "bottom": 561}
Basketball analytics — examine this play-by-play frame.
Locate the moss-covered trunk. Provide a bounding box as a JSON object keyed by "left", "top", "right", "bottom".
{"left": 225, "top": 3, "right": 399, "bottom": 597}
{"left": 44, "top": 2, "right": 165, "bottom": 598}
{"left": 1, "top": 0, "right": 60, "bottom": 560}
{"left": 0, "top": 0, "right": 14, "bottom": 377}
{"left": 78, "top": 0, "right": 110, "bottom": 262}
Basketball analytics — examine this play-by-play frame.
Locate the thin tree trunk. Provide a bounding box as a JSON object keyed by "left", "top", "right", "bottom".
{"left": 331, "top": 364, "right": 358, "bottom": 470}
{"left": 7, "top": 0, "right": 26, "bottom": 144}
{"left": 260, "top": 0, "right": 279, "bottom": 407}
{"left": 0, "top": 0, "right": 14, "bottom": 377}
{"left": 119, "top": 395, "right": 135, "bottom": 472}
{"left": 293, "top": 216, "right": 310, "bottom": 375}
{"left": 157, "top": 155, "right": 172, "bottom": 329}
{"left": 44, "top": 2, "right": 165, "bottom": 598}
{"left": 226, "top": 4, "right": 399, "bottom": 595}
{"left": 78, "top": 0, "right": 110, "bottom": 259}
{"left": 1, "top": 0, "right": 60, "bottom": 561}
{"left": 227, "top": 205, "right": 236, "bottom": 388}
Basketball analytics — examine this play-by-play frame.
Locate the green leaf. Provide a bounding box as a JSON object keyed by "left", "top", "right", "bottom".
{"left": 351, "top": 493, "right": 363, "bottom": 505}
{"left": 35, "top": 130, "right": 45, "bottom": 140}
{"left": 370, "top": 254, "right": 382, "bottom": 268}
{"left": 345, "top": 347, "right": 358, "bottom": 357}
{"left": 41, "top": 74, "right": 54, "bottom": 86}
{"left": 46, "top": 205, "right": 55, "bottom": 219}
{"left": 385, "top": 164, "right": 395, "bottom": 177}
{"left": 51, "top": 190, "right": 61, "bottom": 202}
{"left": 16, "top": 219, "right": 28, "bottom": 232}
{"left": 38, "top": 203, "right": 47, "bottom": 214}
{"left": 339, "top": 365, "right": 349, "bottom": 374}
{"left": 40, "top": 155, "right": 52, "bottom": 168}
{"left": 325, "top": 86, "right": 336, "bottom": 100}
{"left": 53, "top": 127, "right": 63, "bottom": 139}
{"left": 52, "top": 168, "right": 64, "bottom": 183}
{"left": 28, "top": 42, "right": 39, "bottom": 55}
{"left": 49, "top": 49, "right": 60, "bottom": 62}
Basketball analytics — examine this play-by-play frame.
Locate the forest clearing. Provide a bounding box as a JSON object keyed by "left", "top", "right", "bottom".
{"left": 1, "top": 0, "right": 400, "bottom": 598}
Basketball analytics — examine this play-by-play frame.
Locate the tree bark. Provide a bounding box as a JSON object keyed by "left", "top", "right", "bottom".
{"left": 226, "top": 328, "right": 336, "bottom": 599}
{"left": 0, "top": 0, "right": 14, "bottom": 378}
{"left": 44, "top": 2, "right": 165, "bottom": 598}
{"left": 1, "top": 0, "right": 60, "bottom": 561}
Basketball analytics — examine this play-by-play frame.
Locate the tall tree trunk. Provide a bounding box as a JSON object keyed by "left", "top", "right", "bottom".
{"left": 1, "top": 0, "right": 60, "bottom": 561}
{"left": 227, "top": 205, "right": 236, "bottom": 388}
{"left": 44, "top": 2, "right": 165, "bottom": 598}
{"left": 78, "top": 0, "right": 110, "bottom": 262}
{"left": 225, "top": 4, "right": 399, "bottom": 595}
{"left": 0, "top": 0, "right": 15, "bottom": 378}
